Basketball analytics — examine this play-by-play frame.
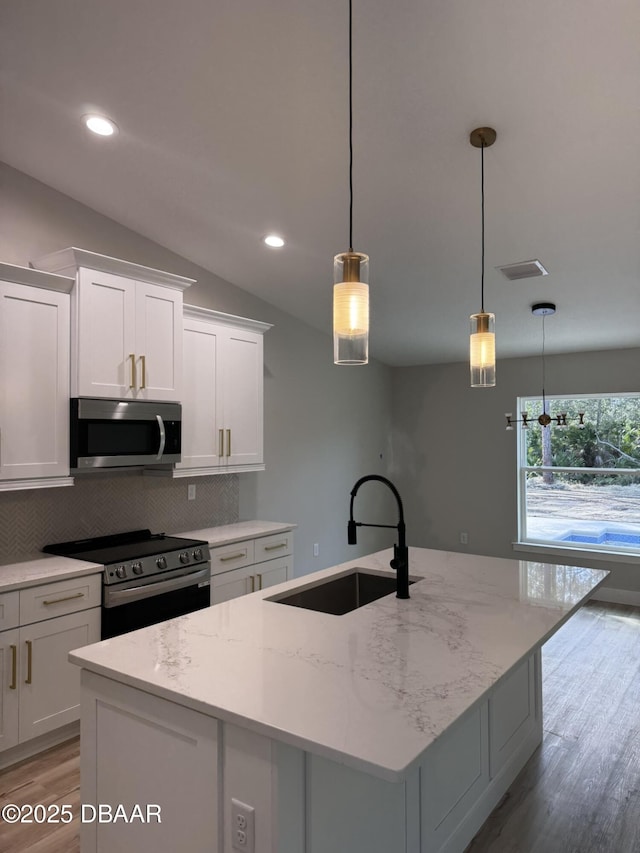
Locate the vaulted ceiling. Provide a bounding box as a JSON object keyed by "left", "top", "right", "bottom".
{"left": 1, "top": 0, "right": 638, "bottom": 365}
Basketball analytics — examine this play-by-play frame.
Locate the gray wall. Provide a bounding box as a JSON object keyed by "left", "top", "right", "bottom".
{"left": 0, "top": 163, "right": 395, "bottom": 574}
{"left": 390, "top": 348, "right": 640, "bottom": 595}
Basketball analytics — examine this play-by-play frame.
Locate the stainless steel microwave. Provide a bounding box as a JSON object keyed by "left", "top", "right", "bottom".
{"left": 70, "top": 398, "right": 181, "bottom": 469}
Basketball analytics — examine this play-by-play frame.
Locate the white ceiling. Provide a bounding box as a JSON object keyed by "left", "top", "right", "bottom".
{"left": 1, "top": 0, "right": 639, "bottom": 366}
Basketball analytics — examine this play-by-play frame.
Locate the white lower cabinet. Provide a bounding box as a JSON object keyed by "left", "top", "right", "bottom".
{"left": 210, "top": 532, "right": 293, "bottom": 605}
{"left": 0, "top": 576, "right": 101, "bottom": 756}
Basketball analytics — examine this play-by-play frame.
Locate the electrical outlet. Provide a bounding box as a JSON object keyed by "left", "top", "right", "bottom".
{"left": 313, "top": 543, "right": 319, "bottom": 557}
{"left": 188, "top": 484, "right": 196, "bottom": 501}
{"left": 460, "top": 531, "right": 468, "bottom": 545}
{"left": 231, "top": 799, "right": 255, "bottom": 852}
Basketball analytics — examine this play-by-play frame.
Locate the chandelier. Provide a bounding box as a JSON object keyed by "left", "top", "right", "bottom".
{"left": 505, "top": 303, "right": 585, "bottom": 430}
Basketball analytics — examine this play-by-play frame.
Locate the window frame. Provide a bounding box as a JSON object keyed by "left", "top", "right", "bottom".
{"left": 515, "top": 391, "right": 640, "bottom": 561}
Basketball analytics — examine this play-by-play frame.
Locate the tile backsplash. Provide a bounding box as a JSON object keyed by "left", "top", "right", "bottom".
{"left": 0, "top": 473, "right": 239, "bottom": 560}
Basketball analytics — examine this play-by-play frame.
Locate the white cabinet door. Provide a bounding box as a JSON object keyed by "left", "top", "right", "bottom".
{"left": 0, "top": 629, "right": 20, "bottom": 752}
{"left": 178, "top": 308, "right": 268, "bottom": 474}
{"left": 210, "top": 557, "right": 292, "bottom": 605}
{"left": 210, "top": 566, "right": 253, "bottom": 605}
{"left": 135, "top": 282, "right": 183, "bottom": 402}
{"left": 19, "top": 608, "right": 100, "bottom": 742}
{"left": 76, "top": 268, "right": 136, "bottom": 398}
{"left": 224, "top": 328, "right": 264, "bottom": 466}
{"left": 178, "top": 318, "right": 224, "bottom": 469}
{"left": 0, "top": 281, "right": 70, "bottom": 480}
{"left": 76, "top": 271, "right": 183, "bottom": 401}
{"left": 255, "top": 558, "right": 290, "bottom": 591}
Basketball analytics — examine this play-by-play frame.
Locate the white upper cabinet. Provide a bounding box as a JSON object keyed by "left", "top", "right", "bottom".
{"left": 35, "top": 248, "right": 193, "bottom": 402}
{"left": 177, "top": 305, "right": 271, "bottom": 474}
{"left": 0, "top": 264, "right": 73, "bottom": 487}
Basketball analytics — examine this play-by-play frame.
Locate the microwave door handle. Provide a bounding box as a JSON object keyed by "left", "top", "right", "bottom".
{"left": 156, "top": 414, "right": 166, "bottom": 460}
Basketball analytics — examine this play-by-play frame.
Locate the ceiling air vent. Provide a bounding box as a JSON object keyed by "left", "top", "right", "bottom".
{"left": 497, "top": 259, "right": 549, "bottom": 281}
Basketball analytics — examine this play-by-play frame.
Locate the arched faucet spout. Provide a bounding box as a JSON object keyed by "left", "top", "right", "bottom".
{"left": 348, "top": 475, "right": 410, "bottom": 599}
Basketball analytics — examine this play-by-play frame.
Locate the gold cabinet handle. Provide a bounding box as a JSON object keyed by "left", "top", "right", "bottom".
{"left": 264, "top": 543, "right": 287, "bottom": 552}
{"left": 220, "top": 552, "right": 246, "bottom": 563}
{"left": 257, "top": 573, "right": 262, "bottom": 590}
{"left": 218, "top": 429, "right": 224, "bottom": 458}
{"left": 129, "top": 353, "right": 136, "bottom": 389}
{"left": 140, "top": 355, "right": 147, "bottom": 389}
{"left": 250, "top": 575, "right": 255, "bottom": 592}
{"left": 25, "top": 640, "right": 32, "bottom": 685}
{"left": 42, "top": 592, "right": 84, "bottom": 606}
{"left": 226, "top": 429, "right": 231, "bottom": 457}
{"left": 9, "top": 644, "right": 17, "bottom": 690}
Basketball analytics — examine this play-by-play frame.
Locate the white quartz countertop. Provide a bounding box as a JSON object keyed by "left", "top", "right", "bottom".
{"left": 0, "top": 555, "right": 103, "bottom": 592}
{"left": 69, "top": 548, "right": 607, "bottom": 781}
{"left": 175, "top": 520, "right": 296, "bottom": 546}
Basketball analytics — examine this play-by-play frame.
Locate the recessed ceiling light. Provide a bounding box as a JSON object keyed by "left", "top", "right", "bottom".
{"left": 264, "top": 235, "right": 285, "bottom": 248}
{"left": 83, "top": 114, "right": 118, "bottom": 136}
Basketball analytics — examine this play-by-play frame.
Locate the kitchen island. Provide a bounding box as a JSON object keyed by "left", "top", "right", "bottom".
{"left": 70, "top": 548, "right": 607, "bottom": 853}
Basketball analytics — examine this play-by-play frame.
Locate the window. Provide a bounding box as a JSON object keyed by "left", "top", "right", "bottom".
{"left": 516, "top": 393, "right": 640, "bottom": 555}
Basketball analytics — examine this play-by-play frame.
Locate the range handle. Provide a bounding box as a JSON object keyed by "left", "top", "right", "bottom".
{"left": 104, "top": 565, "right": 210, "bottom": 608}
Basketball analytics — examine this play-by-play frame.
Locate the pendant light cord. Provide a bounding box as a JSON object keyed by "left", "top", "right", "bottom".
{"left": 480, "top": 138, "right": 485, "bottom": 313}
{"left": 348, "top": 0, "right": 354, "bottom": 253}
{"left": 541, "top": 313, "right": 547, "bottom": 412}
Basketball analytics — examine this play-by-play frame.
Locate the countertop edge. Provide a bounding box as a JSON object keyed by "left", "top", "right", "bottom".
{"left": 0, "top": 557, "right": 104, "bottom": 593}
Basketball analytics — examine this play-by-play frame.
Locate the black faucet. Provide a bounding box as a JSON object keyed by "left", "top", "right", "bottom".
{"left": 348, "top": 475, "right": 410, "bottom": 599}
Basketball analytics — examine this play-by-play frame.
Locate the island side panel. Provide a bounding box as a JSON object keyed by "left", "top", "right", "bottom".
{"left": 80, "top": 671, "right": 221, "bottom": 853}
{"left": 421, "top": 651, "right": 542, "bottom": 853}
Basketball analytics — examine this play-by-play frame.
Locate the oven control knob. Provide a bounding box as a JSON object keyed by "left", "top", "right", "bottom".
{"left": 132, "top": 562, "right": 144, "bottom": 575}
{"left": 115, "top": 565, "right": 127, "bottom": 579}
{"left": 179, "top": 552, "right": 190, "bottom": 564}
{"left": 192, "top": 548, "right": 203, "bottom": 561}
{"left": 156, "top": 556, "right": 167, "bottom": 570}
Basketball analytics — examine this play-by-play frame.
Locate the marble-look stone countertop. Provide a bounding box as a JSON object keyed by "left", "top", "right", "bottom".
{"left": 0, "top": 522, "right": 294, "bottom": 594}
{"left": 175, "top": 520, "right": 296, "bottom": 546}
{"left": 69, "top": 548, "right": 607, "bottom": 781}
{"left": 0, "top": 555, "right": 103, "bottom": 592}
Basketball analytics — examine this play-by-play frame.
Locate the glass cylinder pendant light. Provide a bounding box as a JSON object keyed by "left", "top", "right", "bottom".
{"left": 333, "top": 0, "right": 369, "bottom": 365}
{"left": 334, "top": 251, "right": 369, "bottom": 363}
{"left": 469, "top": 127, "right": 497, "bottom": 387}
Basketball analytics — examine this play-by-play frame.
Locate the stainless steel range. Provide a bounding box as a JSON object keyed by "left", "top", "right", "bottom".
{"left": 43, "top": 529, "right": 211, "bottom": 639}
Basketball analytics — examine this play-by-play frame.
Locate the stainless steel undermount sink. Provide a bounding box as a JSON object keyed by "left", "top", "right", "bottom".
{"left": 268, "top": 569, "right": 417, "bottom": 615}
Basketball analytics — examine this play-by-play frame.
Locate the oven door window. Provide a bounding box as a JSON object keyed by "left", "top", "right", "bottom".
{"left": 102, "top": 582, "right": 210, "bottom": 639}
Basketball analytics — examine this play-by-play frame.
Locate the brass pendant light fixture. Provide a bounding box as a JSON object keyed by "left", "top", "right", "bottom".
{"left": 505, "top": 303, "right": 586, "bottom": 430}
{"left": 469, "top": 126, "right": 497, "bottom": 387}
{"left": 333, "top": 0, "right": 369, "bottom": 365}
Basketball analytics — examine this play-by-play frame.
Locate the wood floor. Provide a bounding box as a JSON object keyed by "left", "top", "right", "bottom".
{"left": 1, "top": 602, "right": 638, "bottom": 853}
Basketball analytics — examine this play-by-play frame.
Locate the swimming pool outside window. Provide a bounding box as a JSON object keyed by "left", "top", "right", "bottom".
{"left": 516, "top": 393, "right": 640, "bottom": 555}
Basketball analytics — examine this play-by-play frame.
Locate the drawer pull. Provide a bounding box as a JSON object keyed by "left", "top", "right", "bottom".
{"left": 25, "top": 640, "right": 32, "bottom": 685}
{"left": 10, "top": 644, "right": 17, "bottom": 690}
{"left": 219, "top": 552, "right": 246, "bottom": 563}
{"left": 264, "top": 542, "right": 287, "bottom": 551}
{"left": 42, "top": 592, "right": 85, "bottom": 606}
{"left": 250, "top": 575, "right": 255, "bottom": 593}
{"left": 257, "top": 573, "right": 263, "bottom": 590}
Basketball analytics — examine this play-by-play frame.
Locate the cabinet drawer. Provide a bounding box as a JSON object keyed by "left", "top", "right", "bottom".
{"left": 210, "top": 541, "right": 255, "bottom": 576}
{"left": 20, "top": 574, "right": 102, "bottom": 625}
{"left": 254, "top": 532, "right": 292, "bottom": 563}
{"left": 0, "top": 591, "right": 19, "bottom": 632}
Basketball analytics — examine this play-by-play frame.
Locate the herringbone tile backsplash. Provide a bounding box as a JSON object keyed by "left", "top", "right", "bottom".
{"left": 0, "top": 473, "right": 239, "bottom": 560}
